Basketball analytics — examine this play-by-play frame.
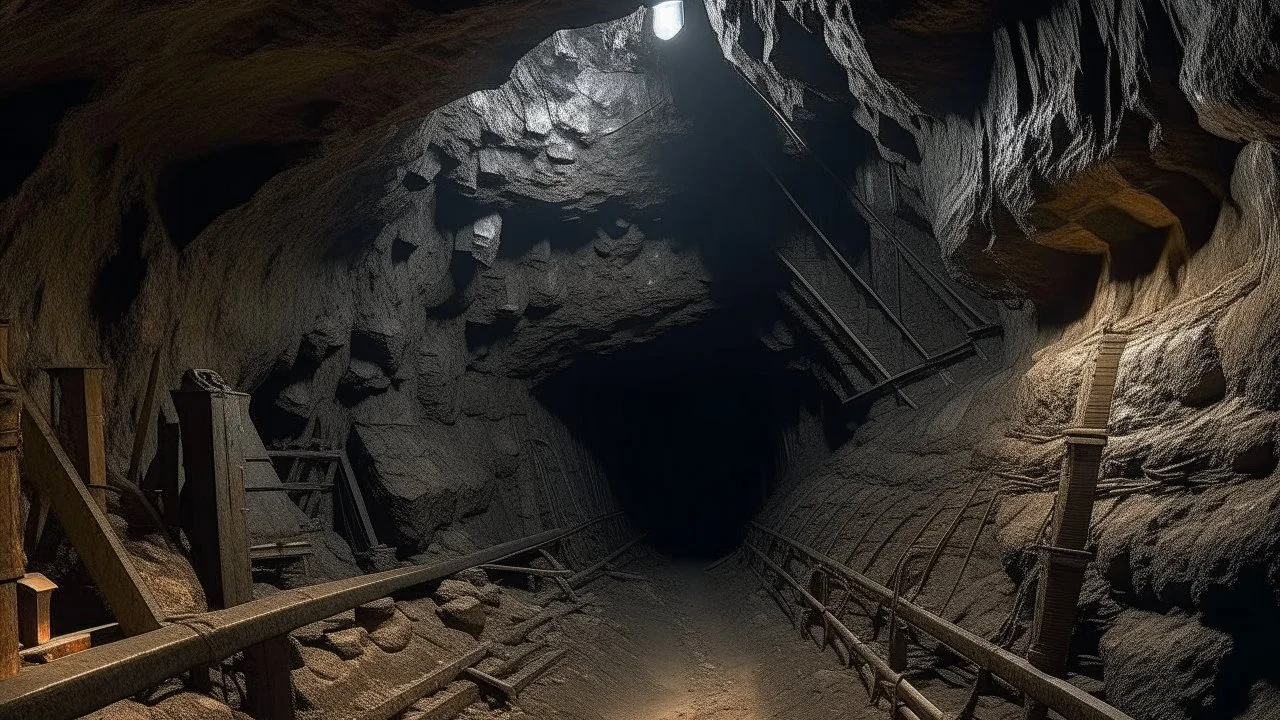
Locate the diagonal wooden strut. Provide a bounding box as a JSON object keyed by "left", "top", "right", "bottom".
{"left": 20, "top": 393, "right": 164, "bottom": 635}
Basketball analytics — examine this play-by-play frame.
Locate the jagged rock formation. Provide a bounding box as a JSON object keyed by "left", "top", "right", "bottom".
{"left": 4, "top": 2, "right": 1280, "bottom": 718}
{"left": 708, "top": 1, "right": 1280, "bottom": 717}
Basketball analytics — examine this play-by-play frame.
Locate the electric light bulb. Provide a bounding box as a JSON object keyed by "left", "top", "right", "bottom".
{"left": 653, "top": 1, "right": 685, "bottom": 40}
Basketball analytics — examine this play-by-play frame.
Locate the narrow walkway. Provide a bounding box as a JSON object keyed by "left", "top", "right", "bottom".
{"left": 513, "top": 554, "right": 869, "bottom": 720}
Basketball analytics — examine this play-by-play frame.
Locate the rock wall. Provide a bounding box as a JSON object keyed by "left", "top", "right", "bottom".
{"left": 0, "top": 7, "right": 723, "bottom": 600}
{"left": 712, "top": 1, "right": 1280, "bottom": 717}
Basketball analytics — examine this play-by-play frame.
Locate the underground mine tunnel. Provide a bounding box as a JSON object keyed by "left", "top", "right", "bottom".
{"left": 2, "top": 1, "right": 1280, "bottom": 720}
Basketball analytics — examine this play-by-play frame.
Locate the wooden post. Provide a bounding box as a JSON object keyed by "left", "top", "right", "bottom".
{"left": 172, "top": 370, "right": 295, "bottom": 719}
{"left": 16, "top": 573, "right": 56, "bottom": 647}
{"left": 142, "top": 405, "right": 182, "bottom": 528}
{"left": 21, "top": 393, "right": 165, "bottom": 636}
{"left": 172, "top": 375, "right": 252, "bottom": 607}
{"left": 1, "top": 377, "right": 23, "bottom": 679}
{"left": 46, "top": 367, "right": 109, "bottom": 510}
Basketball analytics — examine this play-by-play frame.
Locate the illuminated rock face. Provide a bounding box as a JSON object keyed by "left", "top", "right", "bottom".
{"left": 3, "top": 3, "right": 1280, "bottom": 717}
{"left": 0, "top": 8, "right": 766, "bottom": 591}
{"left": 706, "top": 2, "right": 1280, "bottom": 717}
{"left": 704, "top": 0, "right": 1277, "bottom": 319}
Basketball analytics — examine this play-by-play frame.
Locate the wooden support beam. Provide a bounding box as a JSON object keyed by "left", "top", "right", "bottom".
{"left": 46, "top": 367, "right": 109, "bottom": 510}
{"left": 479, "top": 564, "right": 571, "bottom": 578}
{"left": 18, "top": 631, "right": 91, "bottom": 664}
{"left": 1, "top": 379, "right": 22, "bottom": 679}
{"left": 338, "top": 452, "right": 379, "bottom": 551}
{"left": 0, "top": 587, "right": 15, "bottom": 681}
{"left": 172, "top": 371, "right": 295, "bottom": 720}
{"left": 21, "top": 391, "right": 164, "bottom": 636}
{"left": 147, "top": 411, "right": 181, "bottom": 527}
{"left": 172, "top": 379, "right": 253, "bottom": 608}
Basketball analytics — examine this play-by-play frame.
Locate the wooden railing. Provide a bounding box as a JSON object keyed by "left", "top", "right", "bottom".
{"left": 0, "top": 512, "right": 626, "bottom": 720}
{"left": 743, "top": 522, "right": 1135, "bottom": 720}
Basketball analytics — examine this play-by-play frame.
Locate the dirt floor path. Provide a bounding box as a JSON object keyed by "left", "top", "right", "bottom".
{"left": 506, "top": 554, "right": 872, "bottom": 720}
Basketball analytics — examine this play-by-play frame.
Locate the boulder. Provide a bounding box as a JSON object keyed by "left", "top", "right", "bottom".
{"left": 355, "top": 597, "right": 397, "bottom": 629}
{"left": 434, "top": 578, "right": 501, "bottom": 607}
{"left": 368, "top": 613, "right": 415, "bottom": 653}
{"left": 437, "top": 597, "right": 486, "bottom": 637}
{"left": 323, "top": 627, "right": 368, "bottom": 660}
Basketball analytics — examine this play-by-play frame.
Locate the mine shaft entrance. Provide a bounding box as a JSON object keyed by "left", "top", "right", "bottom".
{"left": 540, "top": 306, "right": 816, "bottom": 559}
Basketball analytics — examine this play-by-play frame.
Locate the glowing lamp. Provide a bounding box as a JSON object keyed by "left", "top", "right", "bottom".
{"left": 652, "top": 1, "right": 685, "bottom": 40}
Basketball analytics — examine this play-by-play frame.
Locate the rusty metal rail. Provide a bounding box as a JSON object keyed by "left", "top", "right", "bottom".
{"left": 0, "top": 512, "right": 624, "bottom": 720}
{"left": 746, "top": 522, "right": 1135, "bottom": 720}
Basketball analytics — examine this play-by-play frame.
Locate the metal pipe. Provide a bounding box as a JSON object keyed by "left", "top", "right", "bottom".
{"left": 750, "top": 522, "right": 1135, "bottom": 720}
{"left": 0, "top": 514, "right": 620, "bottom": 720}
{"left": 565, "top": 535, "right": 643, "bottom": 588}
{"left": 746, "top": 544, "right": 944, "bottom": 720}
{"left": 730, "top": 64, "right": 993, "bottom": 330}
{"left": 940, "top": 490, "right": 999, "bottom": 616}
{"left": 778, "top": 254, "right": 918, "bottom": 409}
{"left": 840, "top": 333, "right": 995, "bottom": 408}
{"left": 765, "top": 165, "right": 940, "bottom": 367}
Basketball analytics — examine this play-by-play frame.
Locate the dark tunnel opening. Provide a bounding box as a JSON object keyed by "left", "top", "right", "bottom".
{"left": 539, "top": 303, "right": 820, "bottom": 559}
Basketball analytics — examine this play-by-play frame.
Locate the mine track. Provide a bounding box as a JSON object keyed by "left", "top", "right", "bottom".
{"left": 740, "top": 523, "right": 1135, "bottom": 720}
{"left": 0, "top": 512, "right": 634, "bottom": 720}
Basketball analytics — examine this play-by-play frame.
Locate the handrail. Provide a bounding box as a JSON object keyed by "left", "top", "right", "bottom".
{"left": 748, "top": 522, "right": 1135, "bottom": 720}
{"left": 0, "top": 513, "right": 623, "bottom": 720}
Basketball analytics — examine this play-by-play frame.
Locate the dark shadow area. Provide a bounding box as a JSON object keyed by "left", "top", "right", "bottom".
{"left": 0, "top": 77, "right": 95, "bottom": 200}
{"left": 158, "top": 141, "right": 317, "bottom": 250}
{"left": 93, "top": 199, "right": 150, "bottom": 327}
{"left": 539, "top": 305, "right": 820, "bottom": 559}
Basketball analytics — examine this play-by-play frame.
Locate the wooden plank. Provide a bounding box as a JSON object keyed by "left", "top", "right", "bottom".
{"left": 17, "top": 573, "right": 56, "bottom": 646}
{"left": 245, "top": 483, "right": 334, "bottom": 493}
{"left": 360, "top": 643, "right": 489, "bottom": 720}
{"left": 507, "top": 645, "right": 569, "bottom": 694}
{"left": 243, "top": 636, "right": 296, "bottom": 720}
{"left": 126, "top": 348, "right": 163, "bottom": 486}
{"left": 47, "top": 368, "right": 109, "bottom": 510}
{"left": 266, "top": 450, "right": 341, "bottom": 460}
{"left": 0, "top": 584, "right": 16, "bottom": 680}
{"left": 173, "top": 387, "right": 254, "bottom": 608}
{"left": 411, "top": 681, "right": 480, "bottom": 720}
{"left": 1, "top": 380, "right": 22, "bottom": 679}
{"left": 217, "top": 395, "right": 254, "bottom": 607}
{"left": 478, "top": 564, "right": 570, "bottom": 578}
{"left": 1, "top": 384, "right": 23, "bottom": 582}
{"left": 249, "top": 542, "right": 313, "bottom": 560}
{"left": 20, "top": 392, "right": 163, "bottom": 635}
{"left": 19, "top": 631, "right": 91, "bottom": 663}
{"left": 338, "top": 452, "right": 379, "bottom": 551}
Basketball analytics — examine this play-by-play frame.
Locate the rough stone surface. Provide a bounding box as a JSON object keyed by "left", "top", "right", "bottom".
{"left": 8, "top": 2, "right": 1280, "bottom": 718}
{"left": 437, "top": 596, "right": 487, "bottom": 637}
{"left": 434, "top": 578, "right": 502, "bottom": 608}
{"left": 716, "top": 3, "right": 1280, "bottom": 716}
{"left": 323, "top": 626, "right": 369, "bottom": 661}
